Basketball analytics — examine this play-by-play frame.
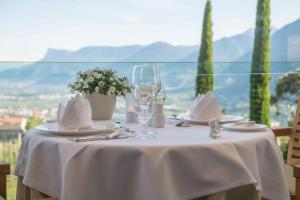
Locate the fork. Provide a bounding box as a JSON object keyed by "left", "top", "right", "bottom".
{"left": 68, "top": 131, "right": 125, "bottom": 142}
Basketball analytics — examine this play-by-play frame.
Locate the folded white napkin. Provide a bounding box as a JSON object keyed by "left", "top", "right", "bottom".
{"left": 189, "top": 91, "right": 223, "bottom": 121}
{"left": 57, "top": 94, "right": 92, "bottom": 130}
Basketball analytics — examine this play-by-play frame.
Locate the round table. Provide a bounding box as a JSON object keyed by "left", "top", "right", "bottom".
{"left": 15, "top": 122, "right": 290, "bottom": 200}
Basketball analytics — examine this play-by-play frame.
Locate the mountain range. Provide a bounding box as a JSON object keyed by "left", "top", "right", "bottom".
{"left": 219, "top": 18, "right": 300, "bottom": 99}
{"left": 0, "top": 18, "right": 299, "bottom": 91}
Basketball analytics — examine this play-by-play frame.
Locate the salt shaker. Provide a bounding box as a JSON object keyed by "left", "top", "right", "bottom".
{"left": 209, "top": 118, "right": 221, "bottom": 139}
{"left": 152, "top": 103, "right": 166, "bottom": 128}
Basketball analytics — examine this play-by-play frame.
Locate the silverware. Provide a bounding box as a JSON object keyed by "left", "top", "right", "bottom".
{"left": 43, "top": 118, "right": 57, "bottom": 123}
{"left": 118, "top": 126, "right": 136, "bottom": 133}
{"left": 68, "top": 131, "right": 129, "bottom": 142}
{"left": 231, "top": 121, "right": 256, "bottom": 126}
{"left": 170, "top": 114, "right": 185, "bottom": 120}
{"left": 220, "top": 120, "right": 256, "bottom": 126}
{"left": 175, "top": 120, "right": 190, "bottom": 127}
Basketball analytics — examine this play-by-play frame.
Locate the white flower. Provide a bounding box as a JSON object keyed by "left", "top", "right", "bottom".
{"left": 87, "top": 76, "right": 94, "bottom": 83}
{"left": 94, "top": 73, "right": 102, "bottom": 79}
{"left": 98, "top": 81, "right": 104, "bottom": 87}
{"left": 107, "top": 86, "right": 116, "bottom": 95}
{"left": 95, "top": 86, "right": 99, "bottom": 93}
{"left": 74, "top": 83, "right": 81, "bottom": 90}
{"left": 122, "top": 88, "right": 128, "bottom": 94}
{"left": 70, "top": 68, "right": 129, "bottom": 97}
{"left": 122, "top": 80, "right": 128, "bottom": 86}
{"left": 83, "top": 83, "right": 89, "bottom": 89}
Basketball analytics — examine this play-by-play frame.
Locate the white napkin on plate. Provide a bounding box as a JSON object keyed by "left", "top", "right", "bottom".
{"left": 57, "top": 94, "right": 92, "bottom": 130}
{"left": 190, "top": 93, "right": 204, "bottom": 111}
{"left": 189, "top": 91, "right": 223, "bottom": 121}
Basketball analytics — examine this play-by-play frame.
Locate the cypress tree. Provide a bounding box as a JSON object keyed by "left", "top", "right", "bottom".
{"left": 250, "top": 0, "right": 271, "bottom": 126}
{"left": 195, "top": 0, "right": 213, "bottom": 95}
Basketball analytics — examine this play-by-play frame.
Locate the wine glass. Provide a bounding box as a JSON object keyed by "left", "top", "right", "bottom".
{"left": 155, "top": 69, "right": 162, "bottom": 96}
{"left": 132, "top": 65, "right": 160, "bottom": 89}
{"left": 132, "top": 65, "right": 159, "bottom": 139}
{"left": 131, "top": 65, "right": 143, "bottom": 88}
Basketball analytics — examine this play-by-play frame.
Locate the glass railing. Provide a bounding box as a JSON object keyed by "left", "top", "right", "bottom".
{"left": 0, "top": 61, "right": 299, "bottom": 199}
{"left": 0, "top": 61, "right": 299, "bottom": 124}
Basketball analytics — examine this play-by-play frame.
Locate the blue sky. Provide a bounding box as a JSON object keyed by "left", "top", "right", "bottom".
{"left": 0, "top": 0, "right": 299, "bottom": 61}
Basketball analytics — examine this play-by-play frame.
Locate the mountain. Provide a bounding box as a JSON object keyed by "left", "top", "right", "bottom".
{"left": 0, "top": 30, "right": 253, "bottom": 84}
{"left": 0, "top": 18, "right": 299, "bottom": 88}
{"left": 121, "top": 41, "right": 197, "bottom": 62}
{"left": 42, "top": 49, "right": 73, "bottom": 61}
{"left": 0, "top": 42, "right": 197, "bottom": 84}
{"left": 40, "top": 42, "right": 196, "bottom": 63}
{"left": 41, "top": 45, "right": 144, "bottom": 62}
{"left": 181, "top": 28, "right": 254, "bottom": 63}
{"left": 174, "top": 28, "right": 255, "bottom": 75}
{"left": 216, "top": 18, "right": 300, "bottom": 98}
{"left": 224, "top": 18, "right": 300, "bottom": 74}
{"left": 271, "top": 19, "right": 300, "bottom": 62}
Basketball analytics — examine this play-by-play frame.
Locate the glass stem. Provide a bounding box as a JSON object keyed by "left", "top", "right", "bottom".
{"left": 143, "top": 121, "right": 148, "bottom": 133}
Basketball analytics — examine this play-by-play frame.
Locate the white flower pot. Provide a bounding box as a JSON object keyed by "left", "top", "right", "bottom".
{"left": 85, "top": 93, "right": 116, "bottom": 120}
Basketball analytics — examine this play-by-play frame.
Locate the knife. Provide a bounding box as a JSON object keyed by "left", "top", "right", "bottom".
{"left": 68, "top": 135, "right": 130, "bottom": 142}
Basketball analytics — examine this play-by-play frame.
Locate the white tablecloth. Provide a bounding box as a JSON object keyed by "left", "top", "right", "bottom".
{"left": 15, "top": 123, "right": 290, "bottom": 200}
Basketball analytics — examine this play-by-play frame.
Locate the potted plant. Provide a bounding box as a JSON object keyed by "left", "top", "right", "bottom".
{"left": 69, "top": 68, "right": 131, "bottom": 120}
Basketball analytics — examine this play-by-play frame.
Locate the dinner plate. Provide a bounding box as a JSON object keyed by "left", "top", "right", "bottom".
{"left": 185, "top": 115, "right": 244, "bottom": 125}
{"left": 221, "top": 123, "right": 267, "bottom": 132}
{"left": 35, "top": 121, "right": 118, "bottom": 136}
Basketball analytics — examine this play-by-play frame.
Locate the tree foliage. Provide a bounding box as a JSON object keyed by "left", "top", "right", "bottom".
{"left": 272, "top": 68, "right": 300, "bottom": 126}
{"left": 272, "top": 68, "right": 300, "bottom": 103}
{"left": 26, "top": 117, "right": 43, "bottom": 131}
{"left": 195, "top": 0, "right": 213, "bottom": 95}
{"left": 249, "top": 0, "right": 271, "bottom": 126}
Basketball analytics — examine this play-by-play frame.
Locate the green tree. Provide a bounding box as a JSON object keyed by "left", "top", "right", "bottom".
{"left": 272, "top": 68, "right": 300, "bottom": 103}
{"left": 195, "top": 0, "right": 213, "bottom": 95}
{"left": 249, "top": 0, "right": 271, "bottom": 126}
{"left": 272, "top": 69, "right": 300, "bottom": 161}
{"left": 25, "top": 117, "right": 43, "bottom": 131}
{"left": 272, "top": 68, "right": 300, "bottom": 126}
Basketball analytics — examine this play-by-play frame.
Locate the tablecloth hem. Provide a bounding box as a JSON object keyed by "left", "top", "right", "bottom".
{"left": 181, "top": 180, "right": 259, "bottom": 200}
{"left": 19, "top": 175, "right": 59, "bottom": 200}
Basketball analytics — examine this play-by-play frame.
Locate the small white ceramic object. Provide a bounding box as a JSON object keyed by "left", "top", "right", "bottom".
{"left": 85, "top": 93, "right": 116, "bottom": 120}
{"left": 209, "top": 118, "right": 221, "bottom": 139}
{"left": 152, "top": 103, "right": 166, "bottom": 128}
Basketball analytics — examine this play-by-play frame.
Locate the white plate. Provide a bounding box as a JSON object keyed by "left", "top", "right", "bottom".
{"left": 221, "top": 123, "right": 267, "bottom": 132}
{"left": 185, "top": 115, "right": 244, "bottom": 125}
{"left": 35, "top": 121, "right": 118, "bottom": 136}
